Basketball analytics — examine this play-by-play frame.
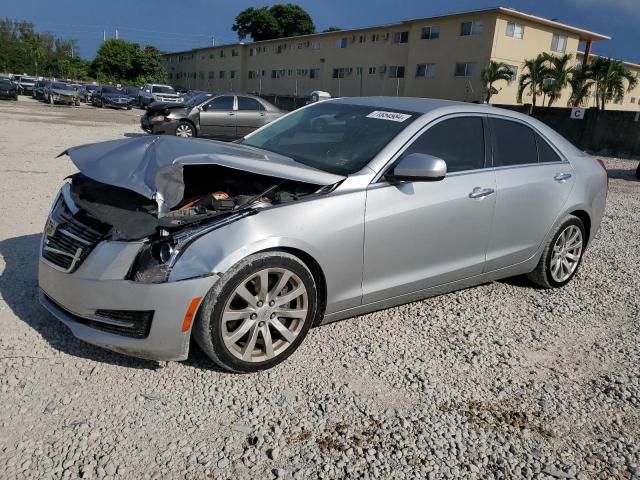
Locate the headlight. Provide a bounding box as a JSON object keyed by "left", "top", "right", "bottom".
{"left": 128, "top": 212, "right": 252, "bottom": 283}
{"left": 151, "top": 115, "right": 166, "bottom": 123}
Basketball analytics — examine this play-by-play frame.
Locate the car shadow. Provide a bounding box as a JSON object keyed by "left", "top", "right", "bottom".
{"left": 607, "top": 168, "right": 639, "bottom": 182}
{"left": 0, "top": 233, "right": 160, "bottom": 370}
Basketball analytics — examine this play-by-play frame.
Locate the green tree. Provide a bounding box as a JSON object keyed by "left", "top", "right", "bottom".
{"left": 91, "top": 39, "right": 136, "bottom": 82}
{"left": 323, "top": 27, "right": 341, "bottom": 32}
{"left": 589, "top": 57, "right": 638, "bottom": 110}
{"left": 517, "top": 54, "right": 552, "bottom": 114}
{"left": 544, "top": 53, "right": 573, "bottom": 107}
{"left": 568, "top": 65, "right": 594, "bottom": 107}
{"left": 480, "top": 61, "right": 514, "bottom": 104}
{"left": 232, "top": 4, "right": 315, "bottom": 41}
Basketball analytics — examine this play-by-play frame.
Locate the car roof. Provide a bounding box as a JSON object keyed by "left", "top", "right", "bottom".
{"left": 331, "top": 96, "right": 468, "bottom": 114}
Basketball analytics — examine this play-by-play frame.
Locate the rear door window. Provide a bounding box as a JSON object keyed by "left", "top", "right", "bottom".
{"left": 400, "top": 116, "right": 486, "bottom": 173}
{"left": 237, "top": 97, "right": 265, "bottom": 111}
{"left": 535, "top": 133, "right": 563, "bottom": 163}
{"left": 490, "top": 118, "right": 538, "bottom": 167}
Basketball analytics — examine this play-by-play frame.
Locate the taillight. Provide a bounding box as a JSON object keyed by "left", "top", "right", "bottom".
{"left": 596, "top": 158, "right": 609, "bottom": 190}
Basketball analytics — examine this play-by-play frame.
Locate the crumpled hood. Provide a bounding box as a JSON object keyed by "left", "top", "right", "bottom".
{"left": 60, "top": 136, "right": 345, "bottom": 210}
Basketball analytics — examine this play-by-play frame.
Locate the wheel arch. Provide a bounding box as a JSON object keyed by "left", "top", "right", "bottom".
{"left": 177, "top": 119, "right": 197, "bottom": 137}
{"left": 568, "top": 209, "right": 591, "bottom": 246}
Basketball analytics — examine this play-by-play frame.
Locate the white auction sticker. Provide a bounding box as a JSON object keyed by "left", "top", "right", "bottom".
{"left": 366, "top": 111, "right": 412, "bottom": 122}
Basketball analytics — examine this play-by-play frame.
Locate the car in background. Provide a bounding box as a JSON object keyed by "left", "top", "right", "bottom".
{"left": 92, "top": 85, "right": 132, "bottom": 109}
{"left": 40, "top": 97, "right": 608, "bottom": 372}
{"left": 141, "top": 93, "right": 282, "bottom": 140}
{"left": 0, "top": 78, "right": 19, "bottom": 100}
{"left": 83, "top": 84, "right": 100, "bottom": 103}
{"left": 33, "top": 80, "right": 50, "bottom": 100}
{"left": 138, "top": 84, "right": 181, "bottom": 107}
{"left": 123, "top": 87, "right": 140, "bottom": 107}
{"left": 18, "top": 76, "right": 37, "bottom": 96}
{"left": 45, "top": 82, "right": 81, "bottom": 106}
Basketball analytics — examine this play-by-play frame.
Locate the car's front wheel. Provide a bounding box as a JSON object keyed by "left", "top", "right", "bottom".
{"left": 193, "top": 252, "right": 318, "bottom": 373}
{"left": 175, "top": 121, "right": 195, "bottom": 138}
{"left": 527, "top": 215, "right": 586, "bottom": 288}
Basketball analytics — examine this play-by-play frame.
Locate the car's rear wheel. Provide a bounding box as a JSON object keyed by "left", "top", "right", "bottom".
{"left": 527, "top": 215, "right": 586, "bottom": 288}
{"left": 175, "top": 121, "right": 195, "bottom": 138}
{"left": 193, "top": 252, "right": 318, "bottom": 373}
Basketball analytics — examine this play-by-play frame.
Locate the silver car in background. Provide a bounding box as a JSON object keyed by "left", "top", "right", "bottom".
{"left": 38, "top": 97, "right": 607, "bottom": 372}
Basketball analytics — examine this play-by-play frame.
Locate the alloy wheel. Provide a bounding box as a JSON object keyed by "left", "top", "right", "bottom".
{"left": 221, "top": 268, "right": 308, "bottom": 362}
{"left": 550, "top": 225, "right": 583, "bottom": 283}
{"left": 175, "top": 124, "right": 193, "bottom": 137}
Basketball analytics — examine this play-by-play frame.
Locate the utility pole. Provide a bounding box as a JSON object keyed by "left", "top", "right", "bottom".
{"left": 211, "top": 37, "right": 215, "bottom": 47}
{"left": 103, "top": 30, "right": 106, "bottom": 42}
{"left": 115, "top": 29, "right": 119, "bottom": 40}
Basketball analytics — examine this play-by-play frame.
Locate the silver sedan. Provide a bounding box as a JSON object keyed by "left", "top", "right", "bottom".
{"left": 38, "top": 97, "right": 608, "bottom": 372}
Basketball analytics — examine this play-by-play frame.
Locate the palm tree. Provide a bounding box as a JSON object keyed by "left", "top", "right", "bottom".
{"left": 544, "top": 53, "right": 573, "bottom": 107}
{"left": 568, "top": 65, "right": 594, "bottom": 107}
{"left": 517, "top": 54, "right": 552, "bottom": 114}
{"left": 590, "top": 57, "right": 638, "bottom": 110}
{"left": 480, "top": 61, "right": 515, "bottom": 104}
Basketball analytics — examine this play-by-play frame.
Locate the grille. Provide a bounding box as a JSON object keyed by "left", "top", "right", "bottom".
{"left": 42, "top": 194, "right": 109, "bottom": 272}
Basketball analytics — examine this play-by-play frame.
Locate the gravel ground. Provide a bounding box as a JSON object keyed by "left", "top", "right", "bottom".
{"left": 0, "top": 97, "right": 639, "bottom": 480}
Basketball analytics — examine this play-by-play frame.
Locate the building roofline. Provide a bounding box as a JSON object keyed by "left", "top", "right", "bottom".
{"left": 577, "top": 51, "right": 640, "bottom": 69}
{"left": 163, "top": 5, "right": 610, "bottom": 56}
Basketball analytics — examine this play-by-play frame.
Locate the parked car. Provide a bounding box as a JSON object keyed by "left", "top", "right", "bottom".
{"left": 92, "top": 85, "right": 132, "bottom": 109}
{"left": 83, "top": 84, "right": 100, "bottom": 103}
{"left": 138, "top": 84, "right": 181, "bottom": 107}
{"left": 38, "top": 97, "right": 608, "bottom": 372}
{"left": 0, "top": 78, "right": 19, "bottom": 100}
{"left": 33, "top": 80, "right": 50, "bottom": 100}
{"left": 141, "top": 93, "right": 283, "bottom": 140}
{"left": 18, "top": 76, "right": 37, "bottom": 95}
{"left": 124, "top": 86, "right": 140, "bottom": 107}
{"left": 45, "top": 82, "right": 81, "bottom": 105}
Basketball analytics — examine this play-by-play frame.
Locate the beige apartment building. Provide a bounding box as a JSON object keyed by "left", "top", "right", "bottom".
{"left": 164, "top": 6, "right": 640, "bottom": 111}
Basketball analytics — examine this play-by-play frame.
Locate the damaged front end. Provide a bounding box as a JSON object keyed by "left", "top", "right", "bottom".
{"left": 51, "top": 136, "right": 344, "bottom": 284}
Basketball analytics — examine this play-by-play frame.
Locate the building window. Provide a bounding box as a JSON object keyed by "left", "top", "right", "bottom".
{"left": 200, "top": 54, "right": 205, "bottom": 60}
{"left": 198, "top": 72, "right": 204, "bottom": 80}
{"left": 368, "top": 66, "right": 376, "bottom": 75}
{"left": 631, "top": 97, "right": 636, "bottom": 104}
{"left": 249, "top": 47, "right": 257, "bottom": 56}
{"left": 421, "top": 26, "right": 440, "bottom": 40}
{"left": 358, "top": 35, "right": 366, "bottom": 43}
{"left": 455, "top": 62, "right": 476, "bottom": 77}
{"left": 168, "top": 73, "right": 173, "bottom": 79}
{"left": 389, "top": 66, "right": 405, "bottom": 78}
{"left": 393, "top": 31, "right": 409, "bottom": 43}
{"left": 271, "top": 70, "right": 283, "bottom": 79}
{"left": 309, "top": 68, "right": 320, "bottom": 79}
{"left": 219, "top": 50, "right": 225, "bottom": 58}
{"left": 332, "top": 68, "right": 345, "bottom": 79}
{"left": 248, "top": 70, "right": 258, "bottom": 79}
{"left": 313, "top": 41, "right": 321, "bottom": 49}
{"left": 336, "top": 38, "right": 348, "bottom": 48}
{"left": 371, "top": 33, "right": 380, "bottom": 42}
{"left": 231, "top": 49, "right": 238, "bottom": 57}
{"left": 287, "top": 69, "right": 293, "bottom": 77}
{"left": 356, "top": 66, "right": 363, "bottom": 75}
{"left": 207, "top": 71, "right": 214, "bottom": 80}
{"left": 230, "top": 70, "right": 236, "bottom": 79}
{"left": 219, "top": 71, "right": 225, "bottom": 79}
{"left": 416, "top": 63, "right": 436, "bottom": 78}
{"left": 614, "top": 97, "right": 623, "bottom": 105}
{"left": 506, "top": 21, "right": 524, "bottom": 39}
{"left": 551, "top": 34, "right": 568, "bottom": 53}
{"left": 461, "top": 21, "right": 483, "bottom": 36}
{"left": 505, "top": 64, "right": 518, "bottom": 79}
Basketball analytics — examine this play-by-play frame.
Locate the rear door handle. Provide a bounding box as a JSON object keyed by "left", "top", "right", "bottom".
{"left": 468, "top": 187, "right": 495, "bottom": 199}
{"left": 554, "top": 173, "right": 572, "bottom": 182}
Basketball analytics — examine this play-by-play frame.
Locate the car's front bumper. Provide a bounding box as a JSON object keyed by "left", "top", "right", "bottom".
{"left": 38, "top": 245, "right": 218, "bottom": 361}
{"left": 0, "top": 91, "right": 17, "bottom": 99}
{"left": 140, "top": 116, "right": 180, "bottom": 135}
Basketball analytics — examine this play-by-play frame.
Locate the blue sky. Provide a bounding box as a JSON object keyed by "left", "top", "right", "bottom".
{"left": 4, "top": 0, "right": 638, "bottom": 62}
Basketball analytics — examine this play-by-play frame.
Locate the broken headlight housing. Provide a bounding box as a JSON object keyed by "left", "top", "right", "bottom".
{"left": 128, "top": 212, "right": 251, "bottom": 284}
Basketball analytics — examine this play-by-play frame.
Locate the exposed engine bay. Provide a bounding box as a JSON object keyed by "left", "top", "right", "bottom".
{"left": 70, "top": 164, "right": 327, "bottom": 241}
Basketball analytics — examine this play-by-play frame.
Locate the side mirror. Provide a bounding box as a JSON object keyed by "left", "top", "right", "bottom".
{"left": 390, "top": 153, "right": 447, "bottom": 181}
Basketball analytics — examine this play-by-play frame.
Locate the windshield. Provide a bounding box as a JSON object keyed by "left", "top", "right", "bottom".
{"left": 52, "top": 82, "right": 74, "bottom": 91}
{"left": 241, "top": 102, "right": 419, "bottom": 175}
{"left": 152, "top": 85, "right": 175, "bottom": 94}
{"left": 102, "top": 86, "right": 124, "bottom": 94}
{"left": 86, "top": 85, "right": 99, "bottom": 92}
{"left": 185, "top": 93, "right": 211, "bottom": 107}
{"left": 125, "top": 87, "right": 139, "bottom": 95}
{"left": 0, "top": 79, "right": 12, "bottom": 87}
{"left": 20, "top": 77, "right": 36, "bottom": 84}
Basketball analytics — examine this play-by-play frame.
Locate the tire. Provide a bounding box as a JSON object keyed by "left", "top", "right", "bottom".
{"left": 636, "top": 161, "right": 640, "bottom": 180}
{"left": 193, "top": 251, "right": 318, "bottom": 373}
{"left": 174, "top": 121, "right": 196, "bottom": 138}
{"left": 75, "top": 99, "right": 80, "bottom": 106}
{"left": 527, "top": 215, "right": 586, "bottom": 288}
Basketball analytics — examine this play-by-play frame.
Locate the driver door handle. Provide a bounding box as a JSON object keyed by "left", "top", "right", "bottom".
{"left": 468, "top": 187, "right": 495, "bottom": 199}
{"left": 554, "top": 172, "right": 572, "bottom": 182}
